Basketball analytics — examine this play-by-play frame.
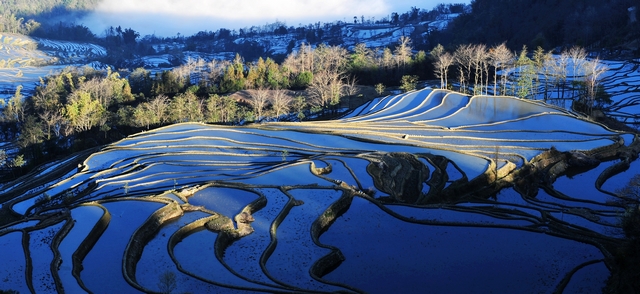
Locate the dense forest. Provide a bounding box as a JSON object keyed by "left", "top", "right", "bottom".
{"left": 0, "top": 0, "right": 98, "bottom": 37}
{"left": 434, "top": 0, "right": 640, "bottom": 52}
{"left": 0, "top": 38, "right": 430, "bottom": 174}
{"left": 0, "top": 0, "right": 99, "bottom": 19}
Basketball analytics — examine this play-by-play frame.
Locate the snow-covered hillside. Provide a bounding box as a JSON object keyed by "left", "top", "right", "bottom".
{"left": 0, "top": 17, "right": 456, "bottom": 101}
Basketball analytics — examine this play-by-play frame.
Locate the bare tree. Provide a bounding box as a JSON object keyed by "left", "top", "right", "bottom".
{"left": 380, "top": 47, "right": 394, "bottom": 70}
{"left": 308, "top": 45, "right": 348, "bottom": 112}
{"left": 535, "top": 48, "right": 554, "bottom": 100}
{"left": 294, "top": 42, "right": 313, "bottom": 73}
{"left": 343, "top": 75, "right": 360, "bottom": 97}
{"left": 454, "top": 44, "right": 474, "bottom": 93}
{"left": 270, "top": 89, "right": 292, "bottom": 118}
{"left": 582, "top": 57, "right": 608, "bottom": 114}
{"left": 488, "top": 43, "right": 514, "bottom": 96}
{"left": 471, "top": 44, "right": 488, "bottom": 94}
{"left": 431, "top": 44, "right": 454, "bottom": 89}
{"left": 568, "top": 46, "right": 587, "bottom": 98}
{"left": 313, "top": 44, "right": 348, "bottom": 75}
{"left": 249, "top": 87, "right": 271, "bottom": 120}
{"left": 551, "top": 50, "right": 570, "bottom": 100}
{"left": 206, "top": 59, "right": 227, "bottom": 87}
{"left": 394, "top": 36, "right": 413, "bottom": 68}
{"left": 39, "top": 110, "right": 64, "bottom": 139}
{"left": 81, "top": 78, "right": 114, "bottom": 107}
{"left": 308, "top": 70, "right": 344, "bottom": 111}
{"left": 147, "top": 94, "right": 169, "bottom": 125}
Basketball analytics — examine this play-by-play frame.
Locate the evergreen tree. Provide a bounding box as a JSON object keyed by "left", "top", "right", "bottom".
{"left": 515, "top": 46, "right": 535, "bottom": 99}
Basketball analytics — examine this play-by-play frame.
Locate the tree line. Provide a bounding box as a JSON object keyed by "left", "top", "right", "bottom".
{"left": 430, "top": 43, "right": 610, "bottom": 112}
{"left": 1, "top": 2, "right": 472, "bottom": 67}
{"left": 0, "top": 35, "right": 615, "bottom": 178}
{"left": 0, "top": 38, "right": 428, "bottom": 175}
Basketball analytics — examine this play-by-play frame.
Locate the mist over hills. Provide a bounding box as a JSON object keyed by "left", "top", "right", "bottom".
{"left": 3, "top": 0, "right": 638, "bottom": 54}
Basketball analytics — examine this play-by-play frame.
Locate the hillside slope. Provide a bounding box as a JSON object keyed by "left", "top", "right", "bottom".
{"left": 440, "top": 0, "right": 639, "bottom": 53}
{"left": 0, "top": 88, "right": 638, "bottom": 293}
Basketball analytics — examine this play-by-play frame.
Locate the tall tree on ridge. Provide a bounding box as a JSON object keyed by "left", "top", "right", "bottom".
{"left": 431, "top": 44, "right": 454, "bottom": 89}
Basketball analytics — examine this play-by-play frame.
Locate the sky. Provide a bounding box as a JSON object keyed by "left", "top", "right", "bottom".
{"left": 80, "top": 0, "right": 471, "bottom": 37}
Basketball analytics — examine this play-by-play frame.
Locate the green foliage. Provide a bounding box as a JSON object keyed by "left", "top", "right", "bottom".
{"left": 292, "top": 71, "right": 313, "bottom": 89}
{"left": 64, "top": 91, "right": 105, "bottom": 132}
{"left": 204, "top": 94, "right": 221, "bottom": 123}
{"left": 3, "top": 85, "right": 25, "bottom": 123}
{"left": 515, "top": 46, "right": 535, "bottom": 99}
{"left": 18, "top": 115, "right": 44, "bottom": 149}
{"left": 375, "top": 83, "right": 385, "bottom": 96}
{"left": 293, "top": 96, "right": 307, "bottom": 120}
{"left": 400, "top": 75, "right": 419, "bottom": 92}
{"left": 594, "top": 84, "right": 612, "bottom": 106}
{"left": 115, "top": 105, "right": 135, "bottom": 127}
{"left": 220, "top": 63, "right": 245, "bottom": 93}
{"left": 154, "top": 70, "right": 185, "bottom": 95}
{"left": 128, "top": 68, "right": 152, "bottom": 97}
{"left": 10, "top": 154, "right": 25, "bottom": 168}
{"left": 0, "top": 13, "right": 41, "bottom": 34}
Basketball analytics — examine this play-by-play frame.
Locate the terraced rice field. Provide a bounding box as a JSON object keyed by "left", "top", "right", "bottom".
{"left": 0, "top": 88, "right": 638, "bottom": 293}
{"left": 0, "top": 34, "right": 53, "bottom": 67}
{"left": 601, "top": 59, "right": 640, "bottom": 123}
{"left": 35, "top": 38, "right": 107, "bottom": 62}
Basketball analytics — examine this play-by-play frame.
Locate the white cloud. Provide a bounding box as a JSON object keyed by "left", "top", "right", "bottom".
{"left": 80, "top": 0, "right": 469, "bottom": 37}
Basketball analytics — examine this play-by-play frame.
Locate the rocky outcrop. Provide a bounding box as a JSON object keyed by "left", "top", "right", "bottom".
{"left": 366, "top": 152, "right": 430, "bottom": 204}
{"left": 363, "top": 142, "right": 632, "bottom": 205}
